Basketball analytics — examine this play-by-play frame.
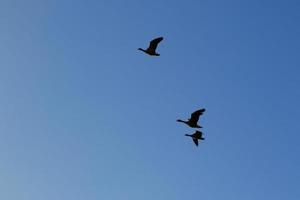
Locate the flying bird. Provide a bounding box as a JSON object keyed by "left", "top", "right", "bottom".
{"left": 138, "top": 37, "right": 163, "bottom": 56}
{"left": 185, "top": 130, "right": 205, "bottom": 146}
{"left": 177, "top": 108, "right": 206, "bottom": 128}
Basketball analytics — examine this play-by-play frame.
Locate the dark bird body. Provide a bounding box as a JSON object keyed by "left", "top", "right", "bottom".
{"left": 185, "top": 131, "right": 205, "bottom": 146}
{"left": 177, "top": 108, "right": 206, "bottom": 128}
{"left": 138, "top": 37, "right": 163, "bottom": 56}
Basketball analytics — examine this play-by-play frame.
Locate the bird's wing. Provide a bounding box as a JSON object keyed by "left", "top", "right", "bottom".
{"left": 194, "top": 131, "right": 203, "bottom": 138}
{"left": 192, "top": 138, "right": 199, "bottom": 146}
{"left": 148, "top": 37, "right": 163, "bottom": 50}
{"left": 190, "top": 109, "right": 205, "bottom": 123}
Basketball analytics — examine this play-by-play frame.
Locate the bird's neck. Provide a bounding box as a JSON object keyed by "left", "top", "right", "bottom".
{"left": 138, "top": 48, "right": 146, "bottom": 52}
{"left": 177, "top": 119, "right": 187, "bottom": 123}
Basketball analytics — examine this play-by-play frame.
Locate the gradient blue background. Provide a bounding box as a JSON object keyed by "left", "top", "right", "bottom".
{"left": 1, "top": 0, "right": 299, "bottom": 199}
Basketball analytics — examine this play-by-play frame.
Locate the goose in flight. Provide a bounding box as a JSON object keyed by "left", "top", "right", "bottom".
{"left": 138, "top": 37, "right": 163, "bottom": 56}
{"left": 185, "top": 130, "right": 205, "bottom": 146}
{"left": 177, "top": 108, "right": 206, "bottom": 128}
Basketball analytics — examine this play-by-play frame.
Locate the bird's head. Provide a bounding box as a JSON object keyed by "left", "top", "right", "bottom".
{"left": 138, "top": 48, "right": 143, "bottom": 51}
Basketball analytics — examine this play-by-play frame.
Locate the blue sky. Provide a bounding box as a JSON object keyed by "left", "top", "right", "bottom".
{"left": 0, "top": 0, "right": 299, "bottom": 199}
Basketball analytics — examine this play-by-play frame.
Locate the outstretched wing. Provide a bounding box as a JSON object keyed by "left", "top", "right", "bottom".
{"left": 148, "top": 37, "right": 163, "bottom": 51}
{"left": 189, "top": 108, "right": 205, "bottom": 123}
{"left": 192, "top": 138, "right": 199, "bottom": 146}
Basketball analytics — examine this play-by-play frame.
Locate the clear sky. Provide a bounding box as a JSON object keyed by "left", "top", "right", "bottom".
{"left": 1, "top": 0, "right": 299, "bottom": 199}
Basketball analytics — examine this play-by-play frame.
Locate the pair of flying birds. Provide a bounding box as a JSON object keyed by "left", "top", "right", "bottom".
{"left": 177, "top": 109, "right": 206, "bottom": 147}
{"left": 139, "top": 37, "right": 206, "bottom": 147}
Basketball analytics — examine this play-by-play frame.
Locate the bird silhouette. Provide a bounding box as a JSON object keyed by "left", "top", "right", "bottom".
{"left": 138, "top": 37, "right": 163, "bottom": 56}
{"left": 185, "top": 130, "right": 205, "bottom": 146}
{"left": 177, "top": 108, "right": 206, "bottom": 128}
